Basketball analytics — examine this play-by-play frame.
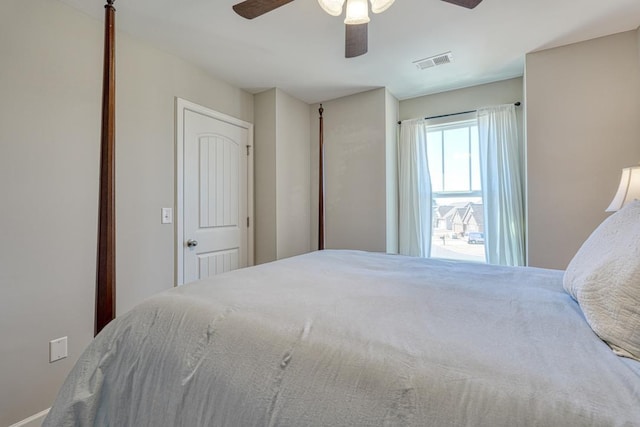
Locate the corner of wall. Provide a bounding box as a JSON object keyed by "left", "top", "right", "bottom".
{"left": 253, "top": 89, "right": 278, "bottom": 264}
{"left": 637, "top": 26, "right": 640, "bottom": 68}
{"left": 313, "top": 90, "right": 388, "bottom": 252}
{"left": 273, "top": 89, "right": 312, "bottom": 259}
{"left": 522, "top": 58, "right": 530, "bottom": 267}
{"left": 385, "top": 89, "right": 399, "bottom": 254}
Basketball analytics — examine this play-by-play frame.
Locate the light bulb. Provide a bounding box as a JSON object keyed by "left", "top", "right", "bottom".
{"left": 344, "top": 0, "right": 370, "bottom": 24}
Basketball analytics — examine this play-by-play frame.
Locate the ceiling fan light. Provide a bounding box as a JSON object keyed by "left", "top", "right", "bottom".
{"left": 370, "top": 0, "right": 394, "bottom": 13}
{"left": 318, "top": 0, "right": 345, "bottom": 16}
{"left": 344, "top": 0, "right": 370, "bottom": 24}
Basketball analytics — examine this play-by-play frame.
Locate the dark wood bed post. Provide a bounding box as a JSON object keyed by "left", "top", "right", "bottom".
{"left": 318, "top": 105, "right": 325, "bottom": 250}
{"left": 96, "top": 0, "right": 116, "bottom": 336}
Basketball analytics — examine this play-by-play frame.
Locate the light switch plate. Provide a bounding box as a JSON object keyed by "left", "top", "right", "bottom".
{"left": 49, "top": 337, "right": 67, "bottom": 363}
{"left": 161, "top": 208, "right": 173, "bottom": 224}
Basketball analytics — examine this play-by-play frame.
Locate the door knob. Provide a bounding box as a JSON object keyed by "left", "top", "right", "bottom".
{"left": 186, "top": 239, "right": 198, "bottom": 247}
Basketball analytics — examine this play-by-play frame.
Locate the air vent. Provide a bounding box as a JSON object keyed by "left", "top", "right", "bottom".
{"left": 413, "top": 51, "right": 453, "bottom": 70}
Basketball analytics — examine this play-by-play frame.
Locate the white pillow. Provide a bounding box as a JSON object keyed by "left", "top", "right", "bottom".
{"left": 563, "top": 200, "right": 640, "bottom": 361}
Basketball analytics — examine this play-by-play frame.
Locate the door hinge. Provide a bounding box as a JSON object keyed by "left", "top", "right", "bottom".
{"left": 246, "top": 145, "right": 251, "bottom": 156}
{"left": 247, "top": 217, "right": 250, "bottom": 227}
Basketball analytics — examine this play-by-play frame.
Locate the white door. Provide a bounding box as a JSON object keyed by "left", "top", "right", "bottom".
{"left": 177, "top": 99, "right": 253, "bottom": 285}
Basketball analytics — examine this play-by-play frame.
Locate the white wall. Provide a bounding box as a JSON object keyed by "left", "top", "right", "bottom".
{"left": 310, "top": 88, "right": 390, "bottom": 252}
{"left": 0, "top": 1, "right": 253, "bottom": 425}
{"left": 254, "top": 88, "right": 311, "bottom": 264}
{"left": 526, "top": 31, "right": 640, "bottom": 269}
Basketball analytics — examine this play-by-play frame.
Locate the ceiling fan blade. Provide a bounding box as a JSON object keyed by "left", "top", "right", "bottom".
{"left": 233, "top": 0, "right": 295, "bottom": 19}
{"left": 441, "top": 0, "right": 483, "bottom": 9}
{"left": 345, "top": 23, "right": 368, "bottom": 58}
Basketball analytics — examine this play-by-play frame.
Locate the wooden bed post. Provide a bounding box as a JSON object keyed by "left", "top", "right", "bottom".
{"left": 96, "top": 0, "right": 116, "bottom": 336}
{"left": 318, "top": 105, "right": 325, "bottom": 250}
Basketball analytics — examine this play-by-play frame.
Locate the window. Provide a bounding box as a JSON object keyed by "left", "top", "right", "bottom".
{"left": 426, "top": 120, "right": 485, "bottom": 263}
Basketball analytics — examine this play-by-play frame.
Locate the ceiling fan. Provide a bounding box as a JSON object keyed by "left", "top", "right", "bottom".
{"left": 232, "top": 0, "right": 483, "bottom": 58}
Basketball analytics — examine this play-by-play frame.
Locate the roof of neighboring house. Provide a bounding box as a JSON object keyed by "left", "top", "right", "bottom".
{"left": 437, "top": 202, "right": 484, "bottom": 224}
{"left": 437, "top": 205, "right": 455, "bottom": 218}
{"left": 463, "top": 203, "right": 484, "bottom": 227}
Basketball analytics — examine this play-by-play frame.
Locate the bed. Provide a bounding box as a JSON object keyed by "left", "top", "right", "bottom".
{"left": 44, "top": 248, "right": 640, "bottom": 426}
{"left": 44, "top": 2, "right": 640, "bottom": 425}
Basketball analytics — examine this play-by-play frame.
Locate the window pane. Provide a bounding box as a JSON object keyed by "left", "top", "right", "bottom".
{"left": 443, "top": 128, "right": 470, "bottom": 192}
{"left": 426, "top": 120, "right": 485, "bottom": 263}
{"left": 470, "top": 126, "right": 481, "bottom": 191}
{"left": 432, "top": 196, "right": 486, "bottom": 263}
{"left": 427, "top": 131, "right": 443, "bottom": 192}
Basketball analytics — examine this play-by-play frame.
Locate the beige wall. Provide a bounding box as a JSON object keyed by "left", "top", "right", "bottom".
{"left": 526, "top": 31, "right": 640, "bottom": 269}
{"left": 399, "top": 77, "right": 524, "bottom": 121}
{"left": 117, "top": 20, "right": 253, "bottom": 314}
{"left": 385, "top": 89, "right": 400, "bottom": 253}
{"left": 0, "top": 1, "right": 253, "bottom": 425}
{"left": 310, "top": 89, "right": 389, "bottom": 252}
{"left": 276, "top": 90, "right": 312, "bottom": 259}
{"left": 254, "top": 90, "right": 278, "bottom": 264}
{"left": 4, "top": 2, "right": 638, "bottom": 425}
{"left": 254, "top": 88, "right": 311, "bottom": 264}
{"left": 399, "top": 79, "right": 525, "bottom": 213}
{"left": 398, "top": 78, "right": 524, "bottom": 255}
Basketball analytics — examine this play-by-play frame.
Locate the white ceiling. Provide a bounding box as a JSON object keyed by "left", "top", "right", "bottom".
{"left": 59, "top": 0, "right": 640, "bottom": 104}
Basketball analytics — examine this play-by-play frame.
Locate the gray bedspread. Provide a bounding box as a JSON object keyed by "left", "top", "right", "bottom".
{"left": 44, "top": 250, "right": 640, "bottom": 426}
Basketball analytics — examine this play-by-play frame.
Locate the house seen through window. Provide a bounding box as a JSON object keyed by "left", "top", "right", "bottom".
{"left": 427, "top": 119, "right": 485, "bottom": 263}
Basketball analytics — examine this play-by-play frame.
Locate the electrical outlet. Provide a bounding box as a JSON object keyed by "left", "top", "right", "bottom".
{"left": 49, "top": 337, "right": 68, "bottom": 363}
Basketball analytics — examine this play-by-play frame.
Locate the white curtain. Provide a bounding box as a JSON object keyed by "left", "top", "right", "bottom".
{"left": 399, "top": 119, "right": 432, "bottom": 257}
{"left": 477, "top": 104, "right": 526, "bottom": 266}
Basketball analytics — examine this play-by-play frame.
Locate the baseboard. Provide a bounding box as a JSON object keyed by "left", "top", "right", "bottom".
{"left": 8, "top": 409, "right": 50, "bottom": 427}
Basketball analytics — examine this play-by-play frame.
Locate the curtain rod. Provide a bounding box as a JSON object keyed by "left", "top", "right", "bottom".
{"left": 397, "top": 101, "right": 521, "bottom": 125}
